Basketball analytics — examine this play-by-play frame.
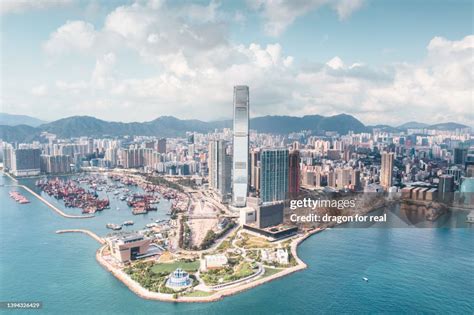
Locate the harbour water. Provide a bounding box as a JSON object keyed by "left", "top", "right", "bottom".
{"left": 1, "top": 174, "right": 473, "bottom": 314}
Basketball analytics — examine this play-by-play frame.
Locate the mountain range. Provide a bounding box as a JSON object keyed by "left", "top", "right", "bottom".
{"left": 0, "top": 113, "right": 47, "bottom": 127}
{"left": 0, "top": 113, "right": 469, "bottom": 143}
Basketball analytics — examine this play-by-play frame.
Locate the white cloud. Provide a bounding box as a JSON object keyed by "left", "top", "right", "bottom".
{"left": 55, "top": 80, "right": 87, "bottom": 94}
{"left": 250, "top": 0, "right": 365, "bottom": 36}
{"left": 333, "top": 0, "right": 364, "bottom": 20}
{"left": 326, "top": 56, "right": 344, "bottom": 69}
{"left": 43, "top": 20, "right": 97, "bottom": 54}
{"left": 91, "top": 52, "right": 116, "bottom": 89}
{"left": 179, "top": 0, "right": 221, "bottom": 23}
{"left": 31, "top": 85, "right": 48, "bottom": 96}
{"left": 28, "top": 1, "right": 474, "bottom": 126}
{"left": 0, "top": 0, "right": 74, "bottom": 15}
{"left": 359, "top": 35, "right": 474, "bottom": 124}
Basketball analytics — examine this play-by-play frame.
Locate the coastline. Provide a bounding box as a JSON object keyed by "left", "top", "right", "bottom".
{"left": 93, "top": 227, "right": 324, "bottom": 303}
{"left": 8, "top": 171, "right": 386, "bottom": 303}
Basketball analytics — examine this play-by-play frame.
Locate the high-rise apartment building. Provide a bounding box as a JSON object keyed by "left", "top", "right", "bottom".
{"left": 10, "top": 148, "right": 41, "bottom": 176}
{"left": 288, "top": 150, "right": 300, "bottom": 197}
{"left": 328, "top": 170, "right": 336, "bottom": 188}
{"left": 380, "top": 152, "right": 394, "bottom": 189}
{"left": 336, "top": 167, "right": 352, "bottom": 189}
{"left": 105, "top": 147, "right": 118, "bottom": 167}
{"left": 157, "top": 138, "right": 167, "bottom": 154}
{"left": 40, "top": 155, "right": 72, "bottom": 174}
{"left": 232, "top": 85, "right": 250, "bottom": 207}
{"left": 453, "top": 147, "right": 467, "bottom": 165}
{"left": 351, "top": 169, "right": 361, "bottom": 191}
{"left": 208, "top": 141, "right": 218, "bottom": 189}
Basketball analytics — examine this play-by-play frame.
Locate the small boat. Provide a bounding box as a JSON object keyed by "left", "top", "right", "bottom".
{"left": 363, "top": 277, "right": 369, "bottom": 282}
{"left": 106, "top": 223, "right": 122, "bottom": 230}
{"left": 123, "top": 220, "right": 134, "bottom": 226}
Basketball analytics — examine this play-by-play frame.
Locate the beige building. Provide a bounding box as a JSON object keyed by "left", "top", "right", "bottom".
{"left": 107, "top": 233, "right": 151, "bottom": 263}
{"left": 380, "top": 152, "right": 394, "bottom": 189}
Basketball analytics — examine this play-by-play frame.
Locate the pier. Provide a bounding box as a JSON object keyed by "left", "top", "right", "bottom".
{"left": 5, "top": 183, "right": 94, "bottom": 219}
{"left": 56, "top": 229, "right": 105, "bottom": 244}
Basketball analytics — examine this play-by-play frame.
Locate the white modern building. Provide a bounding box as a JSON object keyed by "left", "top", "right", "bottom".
{"left": 165, "top": 268, "right": 192, "bottom": 290}
{"left": 200, "top": 254, "right": 228, "bottom": 272}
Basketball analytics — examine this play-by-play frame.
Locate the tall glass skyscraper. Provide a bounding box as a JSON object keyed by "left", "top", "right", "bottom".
{"left": 260, "top": 148, "right": 289, "bottom": 203}
{"left": 232, "top": 85, "right": 249, "bottom": 207}
{"left": 209, "top": 140, "right": 232, "bottom": 202}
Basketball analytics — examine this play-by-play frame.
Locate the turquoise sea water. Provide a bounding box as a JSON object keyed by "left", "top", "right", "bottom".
{"left": 1, "top": 174, "right": 473, "bottom": 314}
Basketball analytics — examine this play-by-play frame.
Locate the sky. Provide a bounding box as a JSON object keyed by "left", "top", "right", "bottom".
{"left": 0, "top": 0, "right": 473, "bottom": 126}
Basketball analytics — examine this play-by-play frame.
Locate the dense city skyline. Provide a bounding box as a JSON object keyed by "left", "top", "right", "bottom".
{"left": 2, "top": 82, "right": 473, "bottom": 309}
{"left": 1, "top": 0, "right": 473, "bottom": 126}
{"left": 1, "top": 1, "right": 473, "bottom": 313}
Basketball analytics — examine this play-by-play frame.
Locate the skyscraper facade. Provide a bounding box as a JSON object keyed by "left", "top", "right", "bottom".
{"left": 209, "top": 140, "right": 232, "bottom": 201}
{"left": 288, "top": 150, "right": 300, "bottom": 197}
{"left": 250, "top": 149, "right": 261, "bottom": 191}
{"left": 260, "top": 148, "right": 289, "bottom": 203}
{"left": 336, "top": 167, "right": 352, "bottom": 189}
{"left": 232, "top": 85, "right": 250, "bottom": 207}
{"left": 438, "top": 174, "right": 454, "bottom": 194}
{"left": 380, "top": 152, "right": 394, "bottom": 189}
{"left": 351, "top": 169, "right": 361, "bottom": 191}
{"left": 218, "top": 144, "right": 232, "bottom": 201}
{"left": 208, "top": 141, "right": 218, "bottom": 190}
{"left": 40, "top": 155, "right": 72, "bottom": 174}
{"left": 157, "top": 138, "right": 167, "bottom": 154}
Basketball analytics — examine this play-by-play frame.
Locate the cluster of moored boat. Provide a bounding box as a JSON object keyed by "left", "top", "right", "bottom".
{"left": 9, "top": 191, "right": 30, "bottom": 204}
{"left": 35, "top": 178, "right": 110, "bottom": 214}
{"left": 34, "top": 173, "right": 188, "bottom": 219}
{"left": 92, "top": 174, "right": 163, "bottom": 215}
{"left": 106, "top": 220, "right": 134, "bottom": 230}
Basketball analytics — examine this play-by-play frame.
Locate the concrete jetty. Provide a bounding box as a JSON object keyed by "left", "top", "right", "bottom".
{"left": 56, "top": 229, "right": 105, "bottom": 244}
{"left": 5, "top": 183, "right": 94, "bottom": 219}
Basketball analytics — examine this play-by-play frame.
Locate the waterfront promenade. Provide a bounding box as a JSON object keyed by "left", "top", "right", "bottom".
{"left": 95, "top": 228, "right": 324, "bottom": 303}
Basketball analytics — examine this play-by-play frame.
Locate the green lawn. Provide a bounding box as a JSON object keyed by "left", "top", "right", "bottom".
{"left": 261, "top": 267, "right": 283, "bottom": 278}
{"left": 183, "top": 290, "right": 215, "bottom": 297}
{"left": 216, "top": 240, "right": 231, "bottom": 251}
{"left": 151, "top": 261, "right": 200, "bottom": 274}
{"left": 235, "top": 261, "right": 254, "bottom": 278}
